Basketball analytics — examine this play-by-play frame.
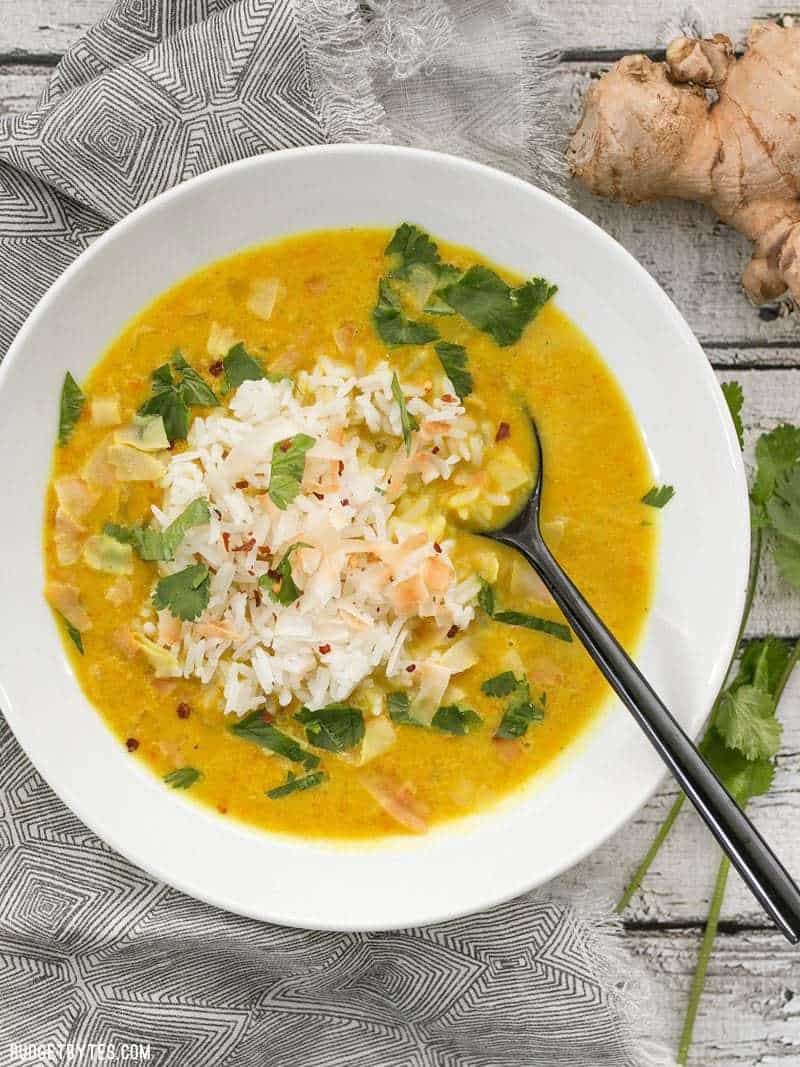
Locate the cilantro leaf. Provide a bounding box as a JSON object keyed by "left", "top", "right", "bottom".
{"left": 230, "top": 710, "right": 319, "bottom": 768}
{"left": 435, "top": 341, "right": 473, "bottom": 400}
{"left": 767, "top": 466, "right": 800, "bottom": 544}
{"left": 716, "top": 684, "right": 782, "bottom": 760}
{"left": 171, "top": 351, "right": 218, "bottom": 407}
{"left": 438, "top": 266, "right": 557, "bottom": 347}
{"left": 259, "top": 542, "right": 311, "bottom": 605}
{"left": 774, "top": 539, "right": 800, "bottom": 588}
{"left": 385, "top": 223, "right": 441, "bottom": 278}
{"left": 269, "top": 434, "right": 315, "bottom": 510}
{"left": 492, "top": 610, "right": 572, "bottom": 643}
{"left": 391, "top": 372, "right": 419, "bottom": 455}
{"left": 387, "top": 691, "right": 424, "bottom": 727}
{"left": 105, "top": 497, "right": 210, "bottom": 562}
{"left": 751, "top": 424, "right": 800, "bottom": 505}
{"left": 373, "top": 279, "right": 439, "bottom": 347}
{"left": 700, "top": 728, "right": 775, "bottom": 806}
{"left": 61, "top": 615, "right": 84, "bottom": 654}
{"left": 481, "top": 671, "right": 519, "bottom": 697}
{"left": 58, "top": 372, "right": 85, "bottom": 446}
{"left": 220, "top": 343, "right": 266, "bottom": 396}
{"left": 721, "top": 381, "right": 744, "bottom": 450}
{"left": 432, "top": 705, "right": 482, "bottom": 735}
{"left": 477, "top": 578, "right": 495, "bottom": 617}
{"left": 267, "top": 770, "right": 326, "bottom": 800}
{"left": 295, "top": 704, "right": 365, "bottom": 753}
{"left": 152, "top": 563, "right": 210, "bottom": 621}
{"left": 495, "top": 692, "right": 545, "bottom": 740}
{"left": 641, "top": 485, "right": 675, "bottom": 508}
{"left": 163, "top": 766, "right": 202, "bottom": 789}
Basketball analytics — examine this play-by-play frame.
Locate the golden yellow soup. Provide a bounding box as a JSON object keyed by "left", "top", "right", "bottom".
{"left": 44, "top": 227, "right": 656, "bottom": 839}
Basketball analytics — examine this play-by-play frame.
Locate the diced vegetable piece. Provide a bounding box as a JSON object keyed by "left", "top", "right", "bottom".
{"left": 509, "top": 556, "right": 553, "bottom": 606}
{"left": 115, "top": 414, "right": 170, "bottom": 452}
{"left": 360, "top": 772, "right": 429, "bottom": 833}
{"left": 54, "top": 507, "right": 85, "bottom": 566}
{"left": 83, "top": 534, "right": 134, "bottom": 575}
{"left": 108, "top": 443, "right": 165, "bottom": 482}
{"left": 90, "top": 396, "right": 121, "bottom": 427}
{"left": 46, "top": 581, "right": 91, "bottom": 632}
{"left": 413, "top": 662, "right": 452, "bottom": 725}
{"left": 207, "top": 321, "right": 239, "bottom": 358}
{"left": 134, "top": 633, "right": 181, "bottom": 678}
{"left": 437, "top": 638, "right": 479, "bottom": 674}
{"left": 247, "top": 278, "right": 281, "bottom": 321}
{"left": 357, "top": 717, "right": 397, "bottom": 765}
{"left": 83, "top": 438, "right": 118, "bottom": 488}
{"left": 487, "top": 450, "right": 530, "bottom": 493}
{"left": 54, "top": 476, "right": 99, "bottom": 521}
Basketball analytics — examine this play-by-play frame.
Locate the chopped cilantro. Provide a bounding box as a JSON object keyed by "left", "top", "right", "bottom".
{"left": 220, "top": 343, "right": 267, "bottom": 396}
{"left": 295, "top": 704, "right": 365, "bottom": 753}
{"left": 58, "top": 372, "right": 85, "bottom": 446}
{"left": 152, "top": 563, "right": 211, "bottom": 621}
{"left": 172, "top": 351, "right": 218, "bottom": 406}
{"left": 267, "top": 770, "right": 326, "bottom": 800}
{"left": 434, "top": 341, "right": 473, "bottom": 400}
{"left": 138, "top": 351, "right": 218, "bottom": 443}
{"left": 495, "top": 691, "right": 545, "bottom": 740}
{"left": 387, "top": 691, "right": 424, "bottom": 727}
{"left": 268, "top": 433, "right": 315, "bottom": 510}
{"left": 373, "top": 279, "right": 439, "bottom": 347}
{"left": 641, "top": 485, "right": 675, "bottom": 508}
{"left": 751, "top": 424, "right": 800, "bottom": 506}
{"left": 481, "top": 671, "right": 519, "bottom": 697}
{"left": 432, "top": 705, "right": 483, "bottom": 735}
{"left": 477, "top": 578, "right": 495, "bottom": 617}
{"left": 105, "top": 497, "right": 210, "bottom": 562}
{"left": 229, "top": 708, "right": 319, "bottom": 769}
{"left": 438, "top": 266, "right": 557, "bottom": 347}
{"left": 385, "top": 223, "right": 441, "bottom": 278}
{"left": 492, "top": 611, "right": 572, "bottom": 643}
{"left": 163, "top": 766, "right": 202, "bottom": 789}
{"left": 62, "top": 616, "right": 84, "bottom": 654}
{"left": 391, "top": 372, "right": 419, "bottom": 455}
{"left": 260, "top": 542, "right": 310, "bottom": 605}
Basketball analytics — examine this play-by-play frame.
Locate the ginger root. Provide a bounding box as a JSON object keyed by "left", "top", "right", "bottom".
{"left": 567, "top": 22, "right": 800, "bottom": 305}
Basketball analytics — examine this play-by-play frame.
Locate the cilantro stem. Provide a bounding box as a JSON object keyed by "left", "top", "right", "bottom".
{"left": 676, "top": 855, "right": 730, "bottom": 1065}
{"left": 615, "top": 792, "right": 685, "bottom": 913}
{"left": 615, "top": 527, "right": 762, "bottom": 914}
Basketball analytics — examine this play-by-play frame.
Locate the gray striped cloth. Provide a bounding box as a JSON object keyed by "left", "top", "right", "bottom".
{"left": 0, "top": 3, "right": 672, "bottom": 1064}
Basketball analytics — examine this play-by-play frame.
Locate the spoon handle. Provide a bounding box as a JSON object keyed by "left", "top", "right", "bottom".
{"left": 509, "top": 534, "right": 800, "bottom": 944}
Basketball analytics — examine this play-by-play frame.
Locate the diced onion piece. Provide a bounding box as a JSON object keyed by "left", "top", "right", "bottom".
{"left": 207, "top": 321, "right": 239, "bottom": 358}
{"left": 360, "top": 772, "right": 428, "bottom": 833}
{"left": 115, "top": 414, "right": 169, "bottom": 452}
{"left": 134, "top": 633, "right": 181, "bottom": 678}
{"left": 83, "top": 534, "right": 134, "bottom": 575}
{"left": 108, "top": 443, "right": 165, "bottom": 482}
{"left": 54, "top": 476, "right": 99, "bottom": 521}
{"left": 509, "top": 556, "right": 554, "bottom": 606}
{"left": 46, "top": 581, "right": 91, "bottom": 631}
{"left": 357, "top": 717, "right": 397, "bottom": 766}
{"left": 54, "top": 507, "right": 86, "bottom": 565}
{"left": 247, "top": 278, "right": 281, "bottom": 321}
{"left": 90, "top": 396, "right": 121, "bottom": 427}
{"left": 413, "top": 662, "right": 452, "bottom": 725}
{"left": 437, "top": 637, "right": 479, "bottom": 674}
{"left": 487, "top": 449, "right": 530, "bottom": 492}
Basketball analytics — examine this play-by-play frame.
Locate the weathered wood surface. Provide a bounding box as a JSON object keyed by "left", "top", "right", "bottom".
{"left": 3, "top": 2, "right": 800, "bottom": 1061}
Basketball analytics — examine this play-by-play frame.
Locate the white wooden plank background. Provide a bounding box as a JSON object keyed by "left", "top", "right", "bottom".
{"left": 2, "top": 2, "right": 799, "bottom": 1062}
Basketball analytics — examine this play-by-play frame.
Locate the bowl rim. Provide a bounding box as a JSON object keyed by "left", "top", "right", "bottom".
{"left": 0, "top": 143, "right": 750, "bottom": 930}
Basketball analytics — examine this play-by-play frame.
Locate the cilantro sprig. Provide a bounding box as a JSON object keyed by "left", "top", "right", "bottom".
{"left": 431, "top": 705, "right": 483, "bottom": 736}
{"left": 139, "top": 350, "right": 218, "bottom": 443}
{"left": 259, "top": 542, "right": 310, "bottom": 605}
{"left": 229, "top": 709, "right": 320, "bottom": 770}
{"left": 295, "top": 704, "right": 365, "bottom": 753}
{"left": 482, "top": 672, "right": 545, "bottom": 740}
{"left": 152, "top": 563, "right": 211, "bottom": 621}
{"left": 434, "top": 341, "right": 473, "bottom": 400}
{"left": 373, "top": 279, "right": 439, "bottom": 347}
{"left": 438, "top": 266, "right": 557, "bottom": 348}
{"left": 106, "top": 498, "right": 210, "bottom": 562}
{"left": 220, "top": 343, "right": 268, "bottom": 396}
{"left": 478, "top": 579, "right": 571, "bottom": 643}
{"left": 269, "top": 434, "right": 315, "bottom": 510}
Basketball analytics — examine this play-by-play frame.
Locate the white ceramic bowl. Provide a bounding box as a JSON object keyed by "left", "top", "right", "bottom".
{"left": 0, "top": 145, "right": 749, "bottom": 931}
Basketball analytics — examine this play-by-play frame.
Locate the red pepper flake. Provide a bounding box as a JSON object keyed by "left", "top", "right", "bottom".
{"left": 267, "top": 568, "right": 279, "bottom": 580}
{"left": 318, "top": 644, "right": 331, "bottom": 654}
{"left": 176, "top": 702, "right": 191, "bottom": 719}
{"left": 213, "top": 508, "right": 222, "bottom": 520}
{"left": 341, "top": 499, "right": 350, "bottom": 507}
{"left": 406, "top": 663, "right": 417, "bottom": 674}
{"left": 235, "top": 479, "right": 249, "bottom": 489}
{"left": 209, "top": 360, "right": 224, "bottom": 377}
{"left": 447, "top": 624, "right": 459, "bottom": 638}
{"left": 253, "top": 589, "right": 262, "bottom": 607}
{"left": 279, "top": 439, "right": 292, "bottom": 453}
{"left": 313, "top": 492, "right": 324, "bottom": 500}
{"left": 338, "top": 460, "right": 345, "bottom": 476}
{"left": 442, "top": 393, "right": 457, "bottom": 403}
{"left": 433, "top": 542, "right": 442, "bottom": 554}
{"left": 496, "top": 421, "right": 511, "bottom": 442}
{"left": 222, "top": 532, "right": 231, "bottom": 551}
{"left": 217, "top": 804, "right": 228, "bottom": 815}
{"left": 234, "top": 538, "right": 256, "bottom": 553}
{"left": 125, "top": 738, "right": 139, "bottom": 752}
{"left": 260, "top": 709, "right": 274, "bottom": 724}
{"left": 432, "top": 446, "right": 440, "bottom": 455}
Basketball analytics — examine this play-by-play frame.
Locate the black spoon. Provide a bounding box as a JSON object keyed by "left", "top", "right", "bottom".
{"left": 480, "top": 414, "right": 800, "bottom": 944}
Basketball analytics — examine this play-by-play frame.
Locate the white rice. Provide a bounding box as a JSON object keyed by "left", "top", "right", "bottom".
{"left": 145, "top": 359, "right": 486, "bottom": 714}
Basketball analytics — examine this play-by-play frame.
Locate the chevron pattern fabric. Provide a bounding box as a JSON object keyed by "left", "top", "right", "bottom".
{"left": 0, "top": 3, "right": 665, "bottom": 1063}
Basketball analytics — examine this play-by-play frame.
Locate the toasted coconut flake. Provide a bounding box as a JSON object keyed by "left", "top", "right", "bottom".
{"left": 83, "top": 438, "right": 118, "bottom": 488}
{"left": 54, "top": 507, "right": 86, "bottom": 566}
{"left": 108, "top": 443, "right": 165, "bottom": 481}
{"left": 54, "top": 476, "right": 99, "bottom": 521}
{"left": 247, "top": 278, "right": 281, "bottom": 321}
{"left": 360, "top": 772, "right": 428, "bottom": 832}
{"left": 413, "top": 661, "right": 452, "bottom": 725}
